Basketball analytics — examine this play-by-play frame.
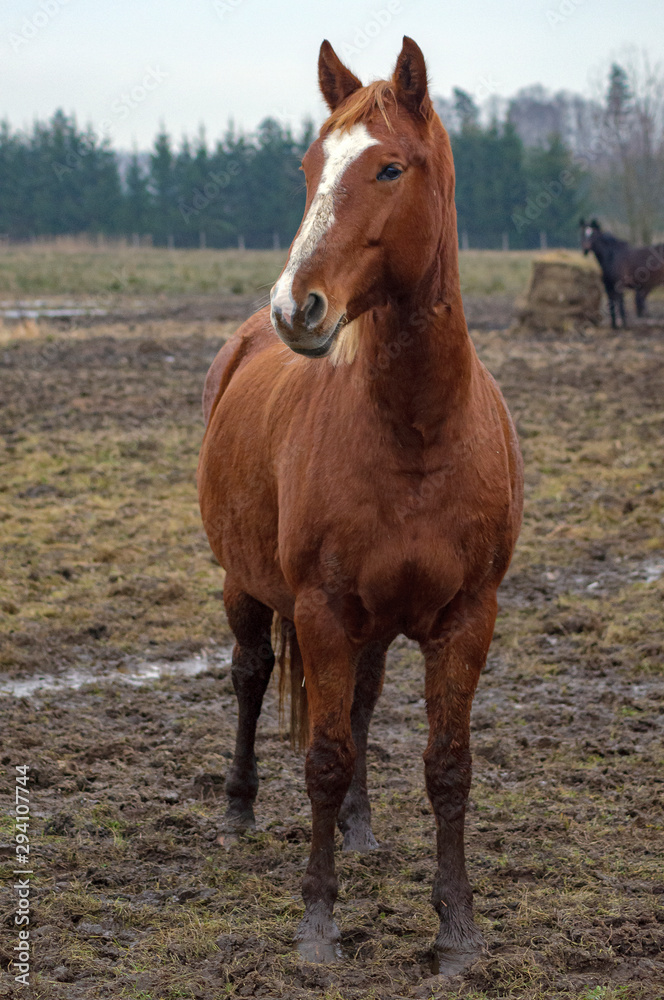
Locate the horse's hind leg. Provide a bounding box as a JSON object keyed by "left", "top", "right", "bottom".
{"left": 422, "top": 589, "right": 498, "bottom": 976}
{"left": 222, "top": 580, "right": 275, "bottom": 833}
{"left": 338, "top": 641, "right": 386, "bottom": 852}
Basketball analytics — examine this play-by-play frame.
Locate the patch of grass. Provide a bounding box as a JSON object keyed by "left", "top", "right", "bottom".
{"left": 0, "top": 243, "right": 287, "bottom": 297}
{"left": 0, "top": 242, "right": 548, "bottom": 300}
{"left": 0, "top": 326, "right": 232, "bottom": 671}
{"left": 459, "top": 249, "right": 536, "bottom": 297}
{"left": 578, "top": 988, "right": 633, "bottom": 1000}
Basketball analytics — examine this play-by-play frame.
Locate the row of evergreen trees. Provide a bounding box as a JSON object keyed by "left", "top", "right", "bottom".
{"left": 0, "top": 104, "right": 586, "bottom": 250}
{"left": 448, "top": 88, "right": 587, "bottom": 248}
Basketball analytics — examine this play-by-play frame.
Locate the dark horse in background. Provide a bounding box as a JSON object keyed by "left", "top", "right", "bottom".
{"left": 199, "top": 38, "right": 523, "bottom": 973}
{"left": 581, "top": 218, "right": 664, "bottom": 328}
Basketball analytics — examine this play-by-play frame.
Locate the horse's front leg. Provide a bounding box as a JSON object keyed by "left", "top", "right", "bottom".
{"left": 618, "top": 291, "right": 627, "bottom": 327}
{"left": 294, "top": 595, "right": 357, "bottom": 962}
{"left": 604, "top": 281, "right": 617, "bottom": 329}
{"left": 422, "top": 589, "right": 498, "bottom": 976}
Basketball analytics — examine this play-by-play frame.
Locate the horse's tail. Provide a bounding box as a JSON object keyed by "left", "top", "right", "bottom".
{"left": 275, "top": 616, "right": 309, "bottom": 751}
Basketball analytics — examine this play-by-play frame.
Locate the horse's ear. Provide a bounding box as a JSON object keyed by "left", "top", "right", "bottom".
{"left": 591, "top": 219, "right": 600, "bottom": 229}
{"left": 393, "top": 36, "right": 432, "bottom": 117}
{"left": 579, "top": 218, "right": 586, "bottom": 227}
{"left": 318, "top": 40, "right": 362, "bottom": 112}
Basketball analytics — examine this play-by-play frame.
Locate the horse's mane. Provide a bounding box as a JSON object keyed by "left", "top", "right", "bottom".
{"left": 597, "top": 230, "right": 629, "bottom": 250}
{"left": 323, "top": 80, "right": 398, "bottom": 133}
{"left": 323, "top": 79, "right": 436, "bottom": 134}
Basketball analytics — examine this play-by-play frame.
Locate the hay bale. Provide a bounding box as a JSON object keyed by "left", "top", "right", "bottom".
{"left": 516, "top": 253, "right": 603, "bottom": 332}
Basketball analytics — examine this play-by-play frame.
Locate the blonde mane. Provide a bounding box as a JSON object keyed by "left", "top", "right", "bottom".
{"left": 323, "top": 80, "right": 397, "bottom": 134}
{"left": 329, "top": 312, "right": 368, "bottom": 367}
{"left": 323, "top": 77, "right": 436, "bottom": 135}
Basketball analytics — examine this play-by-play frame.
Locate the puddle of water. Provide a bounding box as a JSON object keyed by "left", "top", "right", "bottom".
{"left": 640, "top": 559, "right": 664, "bottom": 584}
{"left": 0, "top": 299, "right": 109, "bottom": 320}
{"left": 2, "top": 307, "right": 108, "bottom": 320}
{"left": 0, "top": 648, "right": 233, "bottom": 699}
{"left": 564, "top": 555, "right": 664, "bottom": 597}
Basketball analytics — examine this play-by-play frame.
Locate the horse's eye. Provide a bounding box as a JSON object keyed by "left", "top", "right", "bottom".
{"left": 377, "top": 164, "right": 402, "bottom": 181}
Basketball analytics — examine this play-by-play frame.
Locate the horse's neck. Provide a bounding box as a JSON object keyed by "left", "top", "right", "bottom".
{"left": 592, "top": 239, "right": 612, "bottom": 269}
{"left": 358, "top": 291, "right": 475, "bottom": 446}
{"left": 594, "top": 237, "right": 627, "bottom": 271}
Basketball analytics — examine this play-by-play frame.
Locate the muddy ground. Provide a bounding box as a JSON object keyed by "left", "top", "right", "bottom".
{"left": 0, "top": 296, "right": 663, "bottom": 1000}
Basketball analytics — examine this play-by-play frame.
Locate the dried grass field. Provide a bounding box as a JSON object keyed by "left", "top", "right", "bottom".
{"left": 0, "top": 246, "right": 663, "bottom": 1000}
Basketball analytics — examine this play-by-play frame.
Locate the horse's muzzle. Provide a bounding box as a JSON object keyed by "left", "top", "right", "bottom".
{"left": 270, "top": 288, "right": 343, "bottom": 357}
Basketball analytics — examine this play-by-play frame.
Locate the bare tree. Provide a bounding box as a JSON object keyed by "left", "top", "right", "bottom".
{"left": 598, "top": 50, "right": 664, "bottom": 243}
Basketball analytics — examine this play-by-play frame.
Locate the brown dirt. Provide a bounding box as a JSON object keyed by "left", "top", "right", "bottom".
{"left": 0, "top": 300, "right": 663, "bottom": 1000}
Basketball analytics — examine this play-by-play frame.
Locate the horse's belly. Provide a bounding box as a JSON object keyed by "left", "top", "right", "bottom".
{"left": 198, "top": 401, "right": 293, "bottom": 616}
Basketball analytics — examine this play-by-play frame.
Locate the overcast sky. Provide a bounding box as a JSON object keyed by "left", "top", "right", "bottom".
{"left": 2, "top": 0, "right": 663, "bottom": 149}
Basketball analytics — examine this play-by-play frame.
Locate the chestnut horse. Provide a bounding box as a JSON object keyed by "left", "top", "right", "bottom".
{"left": 581, "top": 218, "right": 664, "bottom": 328}
{"left": 198, "top": 38, "right": 523, "bottom": 972}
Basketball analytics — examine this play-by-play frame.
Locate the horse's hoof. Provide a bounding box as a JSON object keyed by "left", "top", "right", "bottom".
{"left": 431, "top": 928, "right": 485, "bottom": 978}
{"left": 432, "top": 921, "right": 485, "bottom": 977}
{"left": 222, "top": 804, "right": 256, "bottom": 834}
{"left": 296, "top": 907, "right": 341, "bottom": 963}
{"left": 217, "top": 806, "right": 256, "bottom": 848}
{"left": 433, "top": 947, "right": 482, "bottom": 977}
{"left": 296, "top": 938, "right": 341, "bottom": 963}
{"left": 341, "top": 826, "right": 379, "bottom": 852}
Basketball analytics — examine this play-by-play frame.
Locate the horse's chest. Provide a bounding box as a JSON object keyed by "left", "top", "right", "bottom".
{"left": 285, "top": 479, "right": 491, "bottom": 639}
{"left": 365, "top": 528, "right": 464, "bottom": 619}
{"left": 306, "top": 527, "right": 465, "bottom": 642}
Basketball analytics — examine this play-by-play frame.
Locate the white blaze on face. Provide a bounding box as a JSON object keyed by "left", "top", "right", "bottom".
{"left": 270, "top": 123, "right": 379, "bottom": 325}
{"left": 585, "top": 227, "right": 593, "bottom": 239}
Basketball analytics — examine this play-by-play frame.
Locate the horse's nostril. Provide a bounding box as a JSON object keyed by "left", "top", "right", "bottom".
{"left": 303, "top": 292, "right": 327, "bottom": 330}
